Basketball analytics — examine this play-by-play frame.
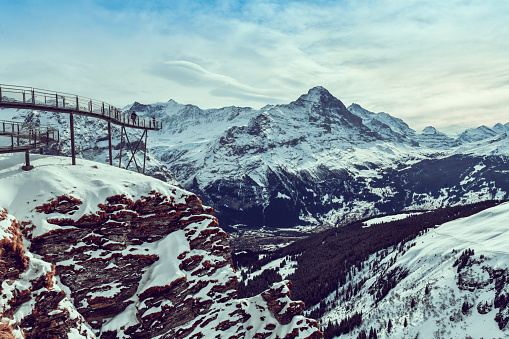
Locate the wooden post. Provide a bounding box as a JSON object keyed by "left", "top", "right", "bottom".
{"left": 70, "top": 113, "right": 76, "bottom": 165}
{"left": 108, "top": 121, "right": 112, "bottom": 165}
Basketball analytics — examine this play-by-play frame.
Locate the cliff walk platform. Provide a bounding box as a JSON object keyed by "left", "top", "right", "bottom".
{"left": 0, "top": 84, "right": 160, "bottom": 173}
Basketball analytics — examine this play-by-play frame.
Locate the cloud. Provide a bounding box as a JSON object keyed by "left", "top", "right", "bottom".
{"left": 151, "top": 61, "right": 235, "bottom": 88}
{"left": 151, "top": 60, "right": 285, "bottom": 104}
{"left": 2, "top": 0, "right": 509, "bottom": 132}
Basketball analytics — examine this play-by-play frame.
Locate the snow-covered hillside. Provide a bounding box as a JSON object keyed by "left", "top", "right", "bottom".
{"left": 318, "top": 202, "right": 509, "bottom": 338}
{"left": 0, "top": 153, "right": 322, "bottom": 338}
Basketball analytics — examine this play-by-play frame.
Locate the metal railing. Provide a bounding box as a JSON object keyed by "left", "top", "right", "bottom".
{"left": 0, "top": 84, "right": 161, "bottom": 130}
{"left": 0, "top": 119, "right": 59, "bottom": 153}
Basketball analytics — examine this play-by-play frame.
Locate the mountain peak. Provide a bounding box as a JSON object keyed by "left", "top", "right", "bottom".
{"left": 296, "top": 86, "right": 337, "bottom": 104}
{"left": 422, "top": 126, "right": 441, "bottom": 135}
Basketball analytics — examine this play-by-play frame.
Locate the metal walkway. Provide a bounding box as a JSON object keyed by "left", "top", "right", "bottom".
{"left": 0, "top": 120, "right": 59, "bottom": 154}
{"left": 0, "top": 84, "right": 161, "bottom": 173}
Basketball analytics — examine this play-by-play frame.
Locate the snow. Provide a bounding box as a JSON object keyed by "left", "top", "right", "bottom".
{"left": 0, "top": 153, "right": 188, "bottom": 240}
{"left": 276, "top": 192, "right": 291, "bottom": 200}
{"left": 238, "top": 256, "right": 298, "bottom": 283}
{"left": 134, "top": 229, "right": 188, "bottom": 297}
{"left": 362, "top": 212, "right": 425, "bottom": 227}
{"left": 319, "top": 202, "right": 509, "bottom": 338}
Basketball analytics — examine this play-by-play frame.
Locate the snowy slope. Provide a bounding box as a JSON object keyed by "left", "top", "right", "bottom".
{"left": 318, "top": 202, "right": 509, "bottom": 338}
{"left": 347, "top": 103, "right": 417, "bottom": 144}
{"left": 0, "top": 153, "right": 321, "bottom": 338}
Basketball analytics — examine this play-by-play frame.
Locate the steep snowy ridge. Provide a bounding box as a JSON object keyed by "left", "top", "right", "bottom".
{"left": 318, "top": 202, "right": 509, "bottom": 338}
{"left": 347, "top": 103, "right": 417, "bottom": 145}
{"left": 458, "top": 125, "right": 499, "bottom": 144}
{"left": 0, "top": 154, "right": 322, "bottom": 338}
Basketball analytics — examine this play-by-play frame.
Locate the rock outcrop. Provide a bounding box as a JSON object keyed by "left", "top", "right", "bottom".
{"left": 0, "top": 208, "right": 95, "bottom": 338}
{"left": 0, "top": 155, "right": 322, "bottom": 338}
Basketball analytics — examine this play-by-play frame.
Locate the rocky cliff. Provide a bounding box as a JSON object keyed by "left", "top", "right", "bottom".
{"left": 0, "top": 153, "right": 322, "bottom": 338}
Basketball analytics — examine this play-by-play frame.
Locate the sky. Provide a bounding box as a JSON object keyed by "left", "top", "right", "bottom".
{"left": 1, "top": 0, "right": 508, "bottom": 133}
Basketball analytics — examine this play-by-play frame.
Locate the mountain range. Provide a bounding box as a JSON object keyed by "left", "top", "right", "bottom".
{"left": 127, "top": 86, "right": 509, "bottom": 229}
{"left": 2, "top": 86, "right": 509, "bottom": 229}
{"left": 2, "top": 86, "right": 509, "bottom": 338}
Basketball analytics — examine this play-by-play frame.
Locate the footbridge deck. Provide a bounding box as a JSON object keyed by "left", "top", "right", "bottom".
{"left": 0, "top": 84, "right": 161, "bottom": 130}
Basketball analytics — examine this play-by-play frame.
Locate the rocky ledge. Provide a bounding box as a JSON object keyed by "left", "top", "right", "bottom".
{"left": 0, "top": 157, "right": 322, "bottom": 338}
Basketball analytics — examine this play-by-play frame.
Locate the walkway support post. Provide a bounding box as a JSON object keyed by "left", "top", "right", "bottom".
{"left": 119, "top": 127, "right": 123, "bottom": 168}
{"left": 143, "top": 130, "right": 148, "bottom": 174}
{"left": 70, "top": 113, "right": 76, "bottom": 165}
{"left": 108, "top": 121, "right": 112, "bottom": 166}
{"left": 22, "top": 151, "right": 34, "bottom": 171}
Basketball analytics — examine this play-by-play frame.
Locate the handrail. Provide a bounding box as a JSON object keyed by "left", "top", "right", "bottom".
{"left": 0, "top": 119, "right": 59, "bottom": 154}
{"left": 0, "top": 84, "right": 162, "bottom": 130}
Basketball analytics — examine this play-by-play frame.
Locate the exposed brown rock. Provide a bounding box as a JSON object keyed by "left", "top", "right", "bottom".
{"left": 2, "top": 185, "right": 322, "bottom": 339}
{"left": 262, "top": 281, "right": 305, "bottom": 325}
{"left": 0, "top": 322, "right": 15, "bottom": 339}
{"left": 1, "top": 209, "right": 92, "bottom": 338}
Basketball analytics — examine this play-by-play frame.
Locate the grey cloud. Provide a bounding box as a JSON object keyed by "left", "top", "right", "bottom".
{"left": 209, "top": 85, "right": 283, "bottom": 104}
{"left": 150, "top": 61, "right": 231, "bottom": 88}
{"left": 150, "top": 60, "right": 283, "bottom": 104}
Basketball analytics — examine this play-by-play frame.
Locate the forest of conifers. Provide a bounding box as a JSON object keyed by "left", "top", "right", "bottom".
{"left": 234, "top": 200, "right": 504, "bottom": 325}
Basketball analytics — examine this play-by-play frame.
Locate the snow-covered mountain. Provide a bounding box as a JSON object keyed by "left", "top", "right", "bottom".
{"left": 3, "top": 86, "right": 509, "bottom": 229}
{"left": 0, "top": 153, "right": 322, "bottom": 338}
{"left": 417, "top": 126, "right": 458, "bottom": 148}
{"left": 347, "top": 103, "right": 417, "bottom": 145}
{"left": 132, "top": 86, "right": 509, "bottom": 228}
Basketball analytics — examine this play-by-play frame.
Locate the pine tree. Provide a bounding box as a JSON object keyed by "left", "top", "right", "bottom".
{"left": 387, "top": 319, "right": 392, "bottom": 333}
{"left": 404, "top": 317, "right": 408, "bottom": 327}
{"left": 357, "top": 330, "right": 367, "bottom": 339}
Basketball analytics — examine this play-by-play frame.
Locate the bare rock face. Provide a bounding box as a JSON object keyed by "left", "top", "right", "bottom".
{"left": 1, "top": 165, "right": 322, "bottom": 339}
{"left": 0, "top": 208, "right": 95, "bottom": 338}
